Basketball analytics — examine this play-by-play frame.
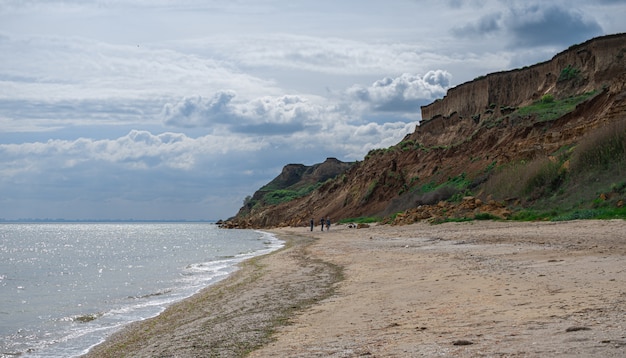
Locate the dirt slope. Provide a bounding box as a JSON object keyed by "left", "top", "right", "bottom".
{"left": 225, "top": 33, "right": 626, "bottom": 229}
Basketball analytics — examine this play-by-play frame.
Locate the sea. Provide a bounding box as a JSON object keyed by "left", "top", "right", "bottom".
{"left": 0, "top": 222, "right": 283, "bottom": 357}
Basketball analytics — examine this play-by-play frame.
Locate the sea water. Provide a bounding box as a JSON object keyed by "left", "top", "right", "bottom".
{"left": 0, "top": 223, "right": 282, "bottom": 357}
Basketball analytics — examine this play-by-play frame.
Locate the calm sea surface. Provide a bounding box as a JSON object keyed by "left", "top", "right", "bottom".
{"left": 0, "top": 223, "right": 282, "bottom": 357}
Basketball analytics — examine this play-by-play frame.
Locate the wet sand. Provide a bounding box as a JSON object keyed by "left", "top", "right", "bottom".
{"left": 85, "top": 220, "right": 626, "bottom": 357}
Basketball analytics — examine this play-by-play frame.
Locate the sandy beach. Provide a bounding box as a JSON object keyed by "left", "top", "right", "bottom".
{"left": 85, "top": 220, "right": 626, "bottom": 357}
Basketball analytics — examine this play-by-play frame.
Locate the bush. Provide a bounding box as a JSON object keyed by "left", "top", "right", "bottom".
{"left": 552, "top": 209, "right": 600, "bottom": 221}
{"left": 419, "top": 186, "right": 458, "bottom": 205}
{"left": 558, "top": 64, "right": 581, "bottom": 82}
{"left": 262, "top": 182, "right": 322, "bottom": 206}
{"left": 570, "top": 119, "right": 626, "bottom": 172}
{"left": 338, "top": 217, "right": 380, "bottom": 224}
{"left": 541, "top": 94, "right": 554, "bottom": 103}
{"left": 510, "top": 209, "right": 556, "bottom": 221}
{"left": 523, "top": 158, "right": 564, "bottom": 200}
{"left": 482, "top": 162, "right": 526, "bottom": 200}
{"left": 263, "top": 189, "right": 299, "bottom": 205}
{"left": 483, "top": 157, "right": 565, "bottom": 202}
{"left": 474, "top": 213, "right": 500, "bottom": 220}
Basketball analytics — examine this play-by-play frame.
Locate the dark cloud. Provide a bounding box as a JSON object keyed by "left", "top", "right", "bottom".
{"left": 447, "top": 0, "right": 463, "bottom": 8}
{"left": 232, "top": 122, "right": 306, "bottom": 135}
{"left": 508, "top": 5, "right": 603, "bottom": 47}
{"left": 452, "top": 4, "right": 603, "bottom": 48}
{"left": 451, "top": 12, "right": 502, "bottom": 37}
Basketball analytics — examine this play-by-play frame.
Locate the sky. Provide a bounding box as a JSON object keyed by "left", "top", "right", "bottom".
{"left": 1, "top": 0, "right": 624, "bottom": 221}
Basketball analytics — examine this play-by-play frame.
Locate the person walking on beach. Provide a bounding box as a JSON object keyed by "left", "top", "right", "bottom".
{"left": 326, "top": 218, "right": 331, "bottom": 230}
{"left": 310, "top": 218, "right": 314, "bottom": 231}
{"left": 320, "top": 217, "right": 325, "bottom": 231}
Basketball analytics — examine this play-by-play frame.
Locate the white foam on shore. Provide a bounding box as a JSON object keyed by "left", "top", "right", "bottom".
{"left": 1, "top": 224, "right": 284, "bottom": 358}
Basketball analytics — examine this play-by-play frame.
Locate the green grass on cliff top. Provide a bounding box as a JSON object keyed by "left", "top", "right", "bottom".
{"left": 515, "top": 90, "right": 598, "bottom": 122}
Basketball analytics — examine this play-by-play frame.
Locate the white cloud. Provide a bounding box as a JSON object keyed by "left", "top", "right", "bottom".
{"left": 0, "top": 0, "right": 624, "bottom": 220}
{"left": 0, "top": 33, "right": 278, "bottom": 102}
{"left": 161, "top": 90, "right": 345, "bottom": 136}
{"left": 348, "top": 71, "right": 452, "bottom": 114}
{"left": 0, "top": 130, "right": 269, "bottom": 178}
{"left": 198, "top": 34, "right": 447, "bottom": 77}
{"left": 162, "top": 92, "right": 236, "bottom": 128}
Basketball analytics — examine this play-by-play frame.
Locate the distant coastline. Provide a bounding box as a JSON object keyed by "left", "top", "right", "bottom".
{"left": 0, "top": 218, "right": 217, "bottom": 223}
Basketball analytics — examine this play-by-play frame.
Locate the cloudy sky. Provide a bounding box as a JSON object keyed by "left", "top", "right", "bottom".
{"left": 1, "top": 0, "right": 624, "bottom": 220}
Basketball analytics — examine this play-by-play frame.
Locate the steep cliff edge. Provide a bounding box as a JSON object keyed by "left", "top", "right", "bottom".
{"left": 224, "top": 33, "right": 626, "bottom": 228}
{"left": 418, "top": 33, "right": 626, "bottom": 148}
{"left": 222, "top": 158, "right": 354, "bottom": 228}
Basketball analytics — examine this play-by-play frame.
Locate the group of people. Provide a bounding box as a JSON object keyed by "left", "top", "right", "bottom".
{"left": 310, "top": 217, "right": 331, "bottom": 231}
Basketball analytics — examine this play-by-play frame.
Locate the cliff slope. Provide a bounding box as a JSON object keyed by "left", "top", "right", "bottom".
{"left": 224, "top": 158, "right": 354, "bottom": 228}
{"left": 225, "top": 33, "right": 626, "bottom": 228}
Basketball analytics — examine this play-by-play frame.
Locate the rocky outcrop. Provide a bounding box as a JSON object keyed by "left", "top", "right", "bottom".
{"left": 270, "top": 158, "right": 351, "bottom": 189}
{"left": 225, "top": 33, "right": 626, "bottom": 228}
{"left": 389, "top": 197, "right": 512, "bottom": 225}
{"left": 221, "top": 158, "right": 354, "bottom": 228}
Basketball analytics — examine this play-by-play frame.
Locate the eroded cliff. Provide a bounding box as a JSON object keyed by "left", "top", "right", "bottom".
{"left": 224, "top": 33, "right": 626, "bottom": 228}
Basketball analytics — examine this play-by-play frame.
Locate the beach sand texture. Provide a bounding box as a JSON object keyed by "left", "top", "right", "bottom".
{"left": 86, "top": 220, "right": 626, "bottom": 357}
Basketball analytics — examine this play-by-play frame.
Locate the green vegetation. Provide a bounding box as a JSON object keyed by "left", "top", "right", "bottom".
{"left": 434, "top": 89, "right": 616, "bottom": 223}
{"left": 474, "top": 212, "right": 501, "bottom": 220}
{"left": 364, "top": 147, "right": 390, "bottom": 159}
{"left": 552, "top": 207, "right": 626, "bottom": 221}
{"left": 570, "top": 120, "right": 626, "bottom": 171}
{"left": 511, "top": 207, "right": 626, "bottom": 221}
{"left": 541, "top": 94, "right": 554, "bottom": 103}
{"left": 262, "top": 183, "right": 321, "bottom": 206}
{"left": 413, "top": 172, "right": 472, "bottom": 199}
{"left": 479, "top": 90, "right": 598, "bottom": 131}
{"left": 361, "top": 179, "right": 379, "bottom": 203}
{"left": 431, "top": 212, "right": 502, "bottom": 224}
{"left": 484, "top": 119, "right": 626, "bottom": 221}
{"left": 515, "top": 90, "right": 598, "bottom": 122}
{"left": 430, "top": 216, "right": 474, "bottom": 224}
{"left": 239, "top": 71, "right": 622, "bottom": 226}
{"left": 522, "top": 158, "right": 565, "bottom": 200}
{"left": 558, "top": 64, "right": 581, "bottom": 82}
{"left": 397, "top": 139, "right": 420, "bottom": 151}
{"left": 263, "top": 190, "right": 301, "bottom": 205}
{"left": 510, "top": 209, "right": 558, "bottom": 221}
{"left": 446, "top": 172, "right": 472, "bottom": 190}
{"left": 338, "top": 216, "right": 380, "bottom": 224}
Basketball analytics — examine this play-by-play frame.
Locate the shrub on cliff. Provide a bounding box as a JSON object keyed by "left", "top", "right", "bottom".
{"left": 558, "top": 64, "right": 581, "bottom": 82}
{"left": 570, "top": 119, "right": 626, "bottom": 172}
{"left": 522, "top": 158, "right": 565, "bottom": 201}
{"left": 482, "top": 157, "right": 565, "bottom": 203}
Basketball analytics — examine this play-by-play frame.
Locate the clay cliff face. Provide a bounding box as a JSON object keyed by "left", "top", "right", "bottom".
{"left": 225, "top": 33, "right": 626, "bottom": 229}
{"left": 418, "top": 33, "right": 626, "bottom": 148}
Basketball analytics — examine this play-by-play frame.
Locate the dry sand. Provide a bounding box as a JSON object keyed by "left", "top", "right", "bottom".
{"left": 85, "top": 220, "right": 626, "bottom": 357}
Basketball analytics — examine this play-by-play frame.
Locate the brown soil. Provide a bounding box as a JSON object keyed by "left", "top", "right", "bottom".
{"left": 225, "top": 34, "right": 626, "bottom": 229}
{"left": 86, "top": 220, "right": 626, "bottom": 357}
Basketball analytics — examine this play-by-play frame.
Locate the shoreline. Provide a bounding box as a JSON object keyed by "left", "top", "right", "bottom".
{"left": 86, "top": 220, "right": 626, "bottom": 357}
{"left": 83, "top": 232, "right": 341, "bottom": 357}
